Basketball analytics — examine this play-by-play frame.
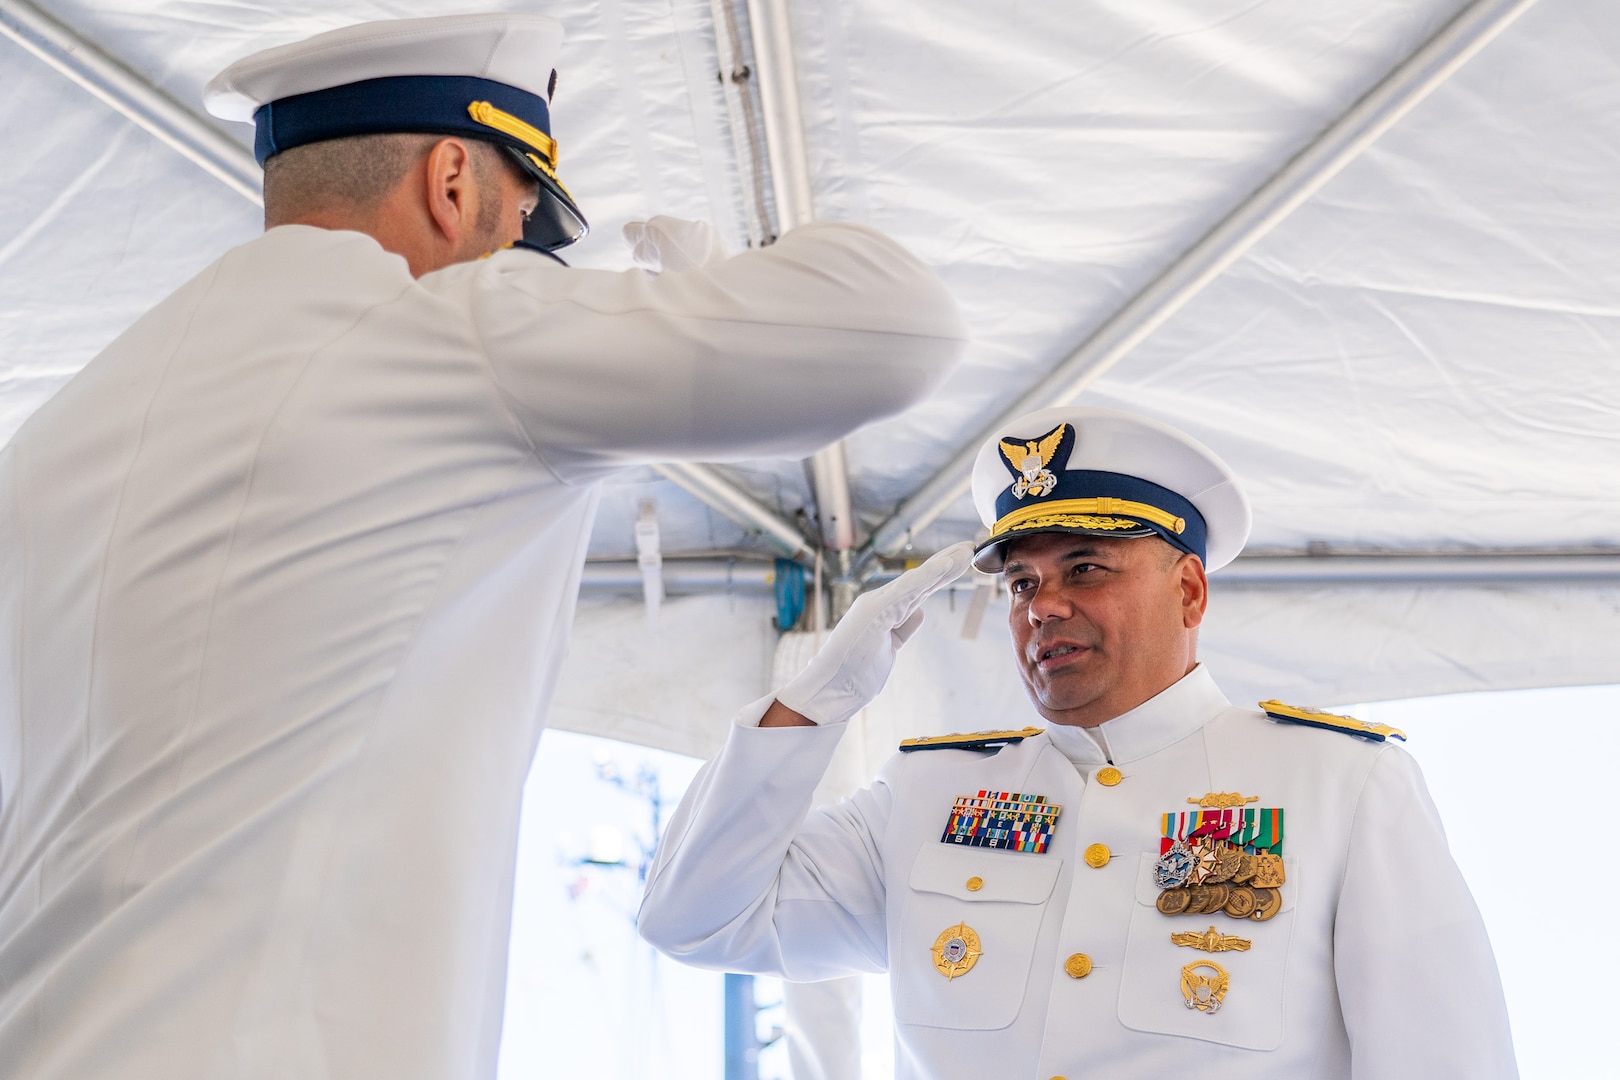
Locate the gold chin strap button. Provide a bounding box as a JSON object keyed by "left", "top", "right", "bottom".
{"left": 1084, "top": 843, "right": 1111, "bottom": 868}
{"left": 1063, "top": 953, "right": 1092, "bottom": 979}
{"left": 965, "top": 876, "right": 984, "bottom": 892}
{"left": 1097, "top": 766, "right": 1123, "bottom": 787}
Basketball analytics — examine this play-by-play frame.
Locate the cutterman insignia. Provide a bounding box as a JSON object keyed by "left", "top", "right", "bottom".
{"left": 899, "top": 726, "right": 1043, "bottom": 753}
{"left": 1260, "top": 700, "right": 1407, "bottom": 742}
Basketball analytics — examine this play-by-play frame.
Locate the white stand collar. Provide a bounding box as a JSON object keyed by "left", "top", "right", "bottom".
{"left": 1041, "top": 664, "right": 1230, "bottom": 766}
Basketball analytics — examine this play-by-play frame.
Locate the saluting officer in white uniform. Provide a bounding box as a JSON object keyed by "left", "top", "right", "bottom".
{"left": 0, "top": 13, "right": 966, "bottom": 1080}
{"left": 639, "top": 406, "right": 1516, "bottom": 1079}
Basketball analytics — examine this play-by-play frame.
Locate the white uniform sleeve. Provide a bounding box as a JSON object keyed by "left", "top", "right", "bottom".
{"left": 638, "top": 703, "right": 896, "bottom": 981}
{"left": 465, "top": 222, "right": 967, "bottom": 479}
{"left": 1334, "top": 745, "right": 1518, "bottom": 1080}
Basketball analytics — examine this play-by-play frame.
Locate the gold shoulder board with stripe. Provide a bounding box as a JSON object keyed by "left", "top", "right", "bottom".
{"left": 1260, "top": 700, "right": 1406, "bottom": 743}
{"left": 898, "top": 726, "right": 1044, "bottom": 753}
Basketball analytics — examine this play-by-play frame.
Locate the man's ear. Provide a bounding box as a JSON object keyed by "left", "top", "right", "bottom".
{"left": 1179, "top": 553, "right": 1209, "bottom": 629}
{"left": 423, "top": 138, "right": 476, "bottom": 247}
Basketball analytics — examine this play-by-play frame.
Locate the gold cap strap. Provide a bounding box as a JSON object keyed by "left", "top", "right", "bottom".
{"left": 991, "top": 497, "right": 1186, "bottom": 539}
{"left": 468, "top": 101, "right": 557, "bottom": 166}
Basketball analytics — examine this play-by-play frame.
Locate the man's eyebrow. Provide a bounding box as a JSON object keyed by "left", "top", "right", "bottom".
{"left": 1002, "top": 544, "right": 1107, "bottom": 576}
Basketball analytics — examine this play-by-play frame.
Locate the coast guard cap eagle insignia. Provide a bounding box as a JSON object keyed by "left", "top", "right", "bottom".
{"left": 968, "top": 406, "right": 1254, "bottom": 574}
{"left": 1000, "top": 423, "right": 1070, "bottom": 499}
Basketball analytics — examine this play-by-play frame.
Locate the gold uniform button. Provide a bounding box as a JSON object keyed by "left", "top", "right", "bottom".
{"left": 1096, "top": 766, "right": 1123, "bottom": 786}
{"left": 1084, "top": 843, "right": 1111, "bottom": 868}
{"left": 1064, "top": 953, "right": 1093, "bottom": 979}
{"left": 965, "top": 876, "right": 984, "bottom": 892}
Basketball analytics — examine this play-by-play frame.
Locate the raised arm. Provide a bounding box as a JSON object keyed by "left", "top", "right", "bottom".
{"left": 466, "top": 221, "right": 967, "bottom": 479}
{"left": 638, "top": 545, "right": 974, "bottom": 978}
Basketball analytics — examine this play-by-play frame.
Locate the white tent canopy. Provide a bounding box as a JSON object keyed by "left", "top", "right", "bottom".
{"left": 3, "top": 0, "right": 1618, "bottom": 759}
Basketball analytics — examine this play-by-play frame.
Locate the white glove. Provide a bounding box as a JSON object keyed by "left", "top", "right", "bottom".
{"left": 776, "top": 542, "right": 975, "bottom": 726}
{"left": 622, "top": 216, "right": 727, "bottom": 273}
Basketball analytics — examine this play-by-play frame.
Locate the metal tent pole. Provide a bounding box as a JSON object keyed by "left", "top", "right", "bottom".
{"left": 854, "top": 0, "right": 1543, "bottom": 575}
{"left": 654, "top": 463, "right": 815, "bottom": 563}
{"left": 0, "top": 0, "right": 261, "bottom": 203}
{"left": 745, "top": 0, "right": 861, "bottom": 614}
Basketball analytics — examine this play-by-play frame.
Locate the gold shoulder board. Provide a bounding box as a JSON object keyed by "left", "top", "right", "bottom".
{"left": 898, "top": 726, "right": 1044, "bottom": 753}
{"left": 1259, "top": 700, "right": 1406, "bottom": 743}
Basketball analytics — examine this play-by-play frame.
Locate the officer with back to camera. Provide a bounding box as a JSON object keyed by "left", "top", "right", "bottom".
{"left": 0, "top": 12, "right": 966, "bottom": 1079}
{"left": 639, "top": 406, "right": 1516, "bottom": 1078}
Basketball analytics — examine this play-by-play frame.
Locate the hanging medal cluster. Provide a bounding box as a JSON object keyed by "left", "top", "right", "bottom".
{"left": 1153, "top": 794, "right": 1285, "bottom": 922}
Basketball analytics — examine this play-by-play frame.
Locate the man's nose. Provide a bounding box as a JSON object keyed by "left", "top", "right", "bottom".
{"left": 1026, "top": 578, "right": 1071, "bottom": 624}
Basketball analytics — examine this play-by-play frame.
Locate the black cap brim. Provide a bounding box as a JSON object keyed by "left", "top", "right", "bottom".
{"left": 972, "top": 520, "right": 1157, "bottom": 572}
{"left": 504, "top": 146, "right": 588, "bottom": 251}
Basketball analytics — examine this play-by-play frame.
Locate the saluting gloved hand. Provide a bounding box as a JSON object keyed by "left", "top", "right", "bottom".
{"left": 622, "top": 216, "right": 727, "bottom": 273}
{"left": 775, "top": 542, "right": 975, "bottom": 726}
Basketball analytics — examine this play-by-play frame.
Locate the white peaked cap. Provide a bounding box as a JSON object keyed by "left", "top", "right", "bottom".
{"left": 970, "top": 406, "right": 1253, "bottom": 572}
{"left": 204, "top": 13, "right": 563, "bottom": 122}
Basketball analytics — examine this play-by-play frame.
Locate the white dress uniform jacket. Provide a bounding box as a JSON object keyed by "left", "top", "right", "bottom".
{"left": 640, "top": 666, "right": 1517, "bottom": 1079}
{"left": 0, "top": 222, "right": 964, "bottom": 1079}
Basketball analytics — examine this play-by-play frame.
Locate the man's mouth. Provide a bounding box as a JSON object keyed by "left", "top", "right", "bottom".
{"left": 1034, "top": 642, "right": 1087, "bottom": 670}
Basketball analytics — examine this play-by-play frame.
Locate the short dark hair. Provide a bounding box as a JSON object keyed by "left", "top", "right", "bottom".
{"left": 262, "top": 133, "right": 515, "bottom": 232}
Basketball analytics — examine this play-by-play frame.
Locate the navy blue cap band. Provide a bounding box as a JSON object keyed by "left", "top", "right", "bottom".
{"left": 990, "top": 469, "right": 1209, "bottom": 562}
{"left": 253, "top": 75, "right": 552, "bottom": 165}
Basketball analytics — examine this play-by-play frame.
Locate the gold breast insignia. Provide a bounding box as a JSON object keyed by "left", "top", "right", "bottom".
{"left": 1171, "top": 925, "right": 1252, "bottom": 953}
{"left": 1188, "top": 792, "right": 1259, "bottom": 809}
{"left": 932, "top": 923, "right": 982, "bottom": 980}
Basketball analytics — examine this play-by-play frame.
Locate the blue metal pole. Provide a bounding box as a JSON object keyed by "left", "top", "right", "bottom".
{"left": 723, "top": 973, "right": 761, "bottom": 1080}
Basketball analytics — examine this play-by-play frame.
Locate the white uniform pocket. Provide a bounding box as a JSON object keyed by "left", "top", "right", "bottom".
{"left": 1117, "top": 851, "right": 1298, "bottom": 1050}
{"left": 892, "top": 844, "right": 1061, "bottom": 1030}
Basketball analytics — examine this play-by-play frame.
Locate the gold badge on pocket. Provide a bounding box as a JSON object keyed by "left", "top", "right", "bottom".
{"left": 932, "top": 923, "right": 982, "bottom": 980}
{"left": 1181, "top": 961, "right": 1230, "bottom": 1013}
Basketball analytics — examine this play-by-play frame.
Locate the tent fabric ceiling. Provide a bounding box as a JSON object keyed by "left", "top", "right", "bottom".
{"left": 3, "top": 0, "right": 1618, "bottom": 748}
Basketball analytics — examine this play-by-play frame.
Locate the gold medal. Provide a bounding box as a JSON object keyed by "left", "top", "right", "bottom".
{"left": 1248, "top": 887, "right": 1282, "bottom": 922}
{"left": 1209, "top": 846, "right": 1243, "bottom": 883}
{"left": 1251, "top": 853, "right": 1286, "bottom": 888}
{"left": 1232, "top": 853, "right": 1257, "bottom": 884}
{"left": 1157, "top": 888, "right": 1192, "bottom": 916}
{"left": 1189, "top": 842, "right": 1218, "bottom": 884}
{"left": 1180, "top": 961, "right": 1230, "bottom": 1013}
{"left": 1204, "top": 882, "right": 1232, "bottom": 912}
{"left": 1221, "top": 885, "right": 1257, "bottom": 919}
{"left": 931, "top": 923, "right": 982, "bottom": 979}
{"left": 1183, "top": 885, "right": 1211, "bottom": 914}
